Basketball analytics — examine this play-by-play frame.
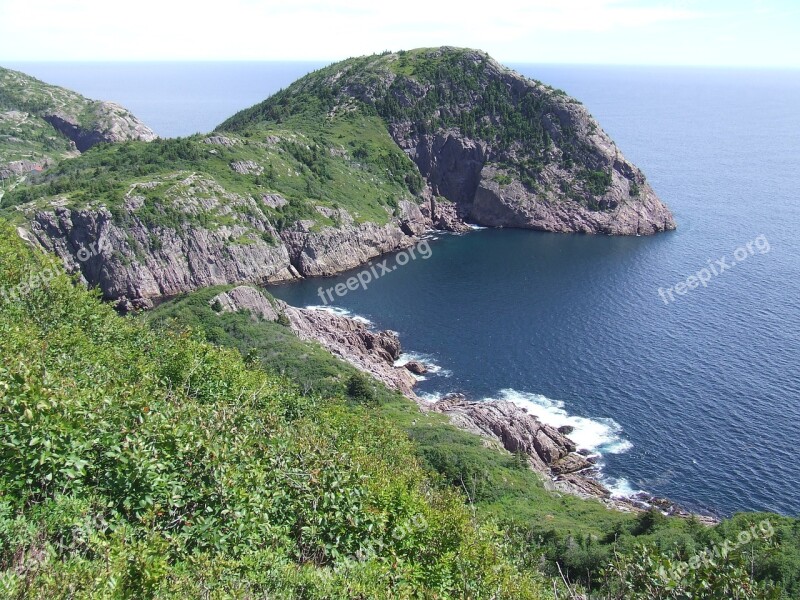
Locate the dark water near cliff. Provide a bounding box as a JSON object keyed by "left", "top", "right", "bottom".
{"left": 12, "top": 62, "right": 800, "bottom": 516}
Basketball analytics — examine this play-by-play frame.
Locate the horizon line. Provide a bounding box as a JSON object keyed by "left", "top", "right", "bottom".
{"left": 2, "top": 58, "right": 800, "bottom": 71}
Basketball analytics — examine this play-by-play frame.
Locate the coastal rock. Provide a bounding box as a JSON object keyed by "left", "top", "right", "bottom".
{"left": 431, "top": 397, "right": 588, "bottom": 477}
{"left": 551, "top": 453, "right": 594, "bottom": 475}
{"left": 200, "top": 285, "right": 416, "bottom": 396}
{"left": 470, "top": 164, "right": 674, "bottom": 235}
{"left": 278, "top": 301, "right": 417, "bottom": 396}
{"left": 25, "top": 183, "right": 436, "bottom": 306}
{"left": 27, "top": 176, "right": 300, "bottom": 305}
{"left": 278, "top": 200, "right": 428, "bottom": 278}
{"left": 419, "top": 194, "right": 472, "bottom": 232}
{"left": 381, "top": 50, "right": 675, "bottom": 235}
{"left": 404, "top": 361, "right": 428, "bottom": 375}
{"left": 555, "top": 474, "right": 612, "bottom": 499}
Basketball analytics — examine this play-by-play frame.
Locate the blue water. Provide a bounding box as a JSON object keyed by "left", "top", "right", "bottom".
{"left": 9, "top": 62, "right": 800, "bottom": 516}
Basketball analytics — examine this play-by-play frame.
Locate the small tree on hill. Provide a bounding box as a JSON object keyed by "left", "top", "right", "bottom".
{"left": 346, "top": 372, "right": 376, "bottom": 406}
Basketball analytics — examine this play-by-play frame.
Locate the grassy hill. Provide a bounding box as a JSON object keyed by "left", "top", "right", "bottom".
{"left": 0, "top": 222, "right": 559, "bottom": 598}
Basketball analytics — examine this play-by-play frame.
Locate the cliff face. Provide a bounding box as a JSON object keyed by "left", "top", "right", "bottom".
{"left": 392, "top": 126, "right": 673, "bottom": 235}
{"left": 222, "top": 47, "right": 676, "bottom": 236}
{"left": 379, "top": 52, "right": 675, "bottom": 235}
{"left": 26, "top": 176, "right": 437, "bottom": 308}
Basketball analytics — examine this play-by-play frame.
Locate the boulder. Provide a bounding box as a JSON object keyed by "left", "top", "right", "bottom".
{"left": 404, "top": 361, "right": 428, "bottom": 375}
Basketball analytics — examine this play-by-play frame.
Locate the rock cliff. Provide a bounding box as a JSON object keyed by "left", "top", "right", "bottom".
{"left": 222, "top": 47, "right": 676, "bottom": 236}
{"left": 24, "top": 175, "right": 440, "bottom": 308}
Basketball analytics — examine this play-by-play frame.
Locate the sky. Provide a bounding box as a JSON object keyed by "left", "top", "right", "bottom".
{"left": 0, "top": 0, "right": 798, "bottom": 67}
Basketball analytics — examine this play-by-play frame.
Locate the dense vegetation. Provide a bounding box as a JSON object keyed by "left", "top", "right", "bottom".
{"left": 146, "top": 285, "right": 800, "bottom": 599}
{"left": 0, "top": 224, "right": 560, "bottom": 598}
{"left": 0, "top": 112, "right": 422, "bottom": 232}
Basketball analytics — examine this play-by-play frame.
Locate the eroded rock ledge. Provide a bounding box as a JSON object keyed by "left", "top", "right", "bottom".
{"left": 25, "top": 189, "right": 464, "bottom": 310}
{"left": 209, "top": 286, "right": 418, "bottom": 396}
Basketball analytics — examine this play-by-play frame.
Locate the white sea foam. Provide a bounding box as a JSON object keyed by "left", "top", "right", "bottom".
{"left": 467, "top": 224, "right": 488, "bottom": 230}
{"left": 394, "top": 352, "right": 453, "bottom": 378}
{"left": 481, "top": 389, "right": 639, "bottom": 495}
{"left": 417, "top": 391, "right": 444, "bottom": 403}
{"left": 304, "top": 305, "right": 372, "bottom": 325}
{"left": 483, "top": 389, "right": 633, "bottom": 456}
{"left": 605, "top": 477, "right": 645, "bottom": 498}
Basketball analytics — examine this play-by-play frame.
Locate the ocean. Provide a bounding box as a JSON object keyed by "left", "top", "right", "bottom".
{"left": 9, "top": 61, "right": 800, "bottom": 517}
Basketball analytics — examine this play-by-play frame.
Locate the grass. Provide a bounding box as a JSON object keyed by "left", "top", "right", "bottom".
{"left": 1, "top": 114, "right": 422, "bottom": 232}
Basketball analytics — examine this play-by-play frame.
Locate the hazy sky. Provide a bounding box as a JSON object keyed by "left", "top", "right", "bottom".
{"left": 1, "top": 0, "right": 798, "bottom": 67}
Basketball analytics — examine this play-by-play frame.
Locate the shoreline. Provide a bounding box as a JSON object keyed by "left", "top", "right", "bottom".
{"left": 226, "top": 292, "right": 719, "bottom": 524}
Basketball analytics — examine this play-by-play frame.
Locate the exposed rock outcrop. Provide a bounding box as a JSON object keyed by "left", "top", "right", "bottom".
{"left": 201, "top": 284, "right": 417, "bottom": 396}
{"left": 210, "top": 285, "right": 279, "bottom": 321}
{"left": 430, "top": 393, "right": 717, "bottom": 519}
{"left": 28, "top": 176, "right": 299, "bottom": 309}
{"left": 431, "top": 395, "right": 589, "bottom": 476}
{"left": 280, "top": 303, "right": 418, "bottom": 397}
{"left": 230, "top": 160, "right": 263, "bottom": 175}
{"left": 23, "top": 174, "right": 434, "bottom": 307}
{"left": 41, "top": 103, "right": 156, "bottom": 152}
{"left": 404, "top": 361, "right": 427, "bottom": 375}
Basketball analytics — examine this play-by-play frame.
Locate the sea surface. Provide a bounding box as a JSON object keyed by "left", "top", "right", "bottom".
{"left": 9, "top": 61, "right": 800, "bottom": 517}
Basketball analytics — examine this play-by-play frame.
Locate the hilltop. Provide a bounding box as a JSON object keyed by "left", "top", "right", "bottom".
{"left": 220, "top": 47, "right": 675, "bottom": 234}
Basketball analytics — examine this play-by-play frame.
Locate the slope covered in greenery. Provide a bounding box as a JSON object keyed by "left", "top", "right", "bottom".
{"left": 218, "top": 47, "right": 606, "bottom": 202}
{"left": 0, "top": 111, "right": 422, "bottom": 231}
{"left": 148, "top": 285, "right": 800, "bottom": 599}
{"left": 0, "top": 223, "right": 560, "bottom": 598}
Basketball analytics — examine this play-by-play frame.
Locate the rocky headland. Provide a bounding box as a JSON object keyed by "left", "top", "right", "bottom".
{"left": 8, "top": 47, "right": 675, "bottom": 310}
